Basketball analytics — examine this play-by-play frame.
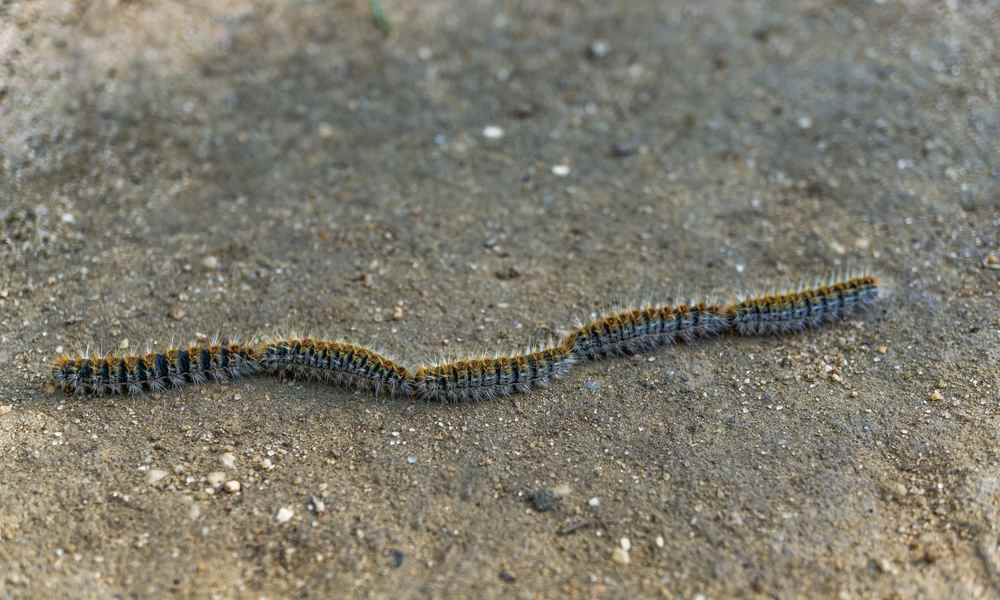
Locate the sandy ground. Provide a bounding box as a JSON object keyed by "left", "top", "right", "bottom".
{"left": 1, "top": 1, "right": 999, "bottom": 598}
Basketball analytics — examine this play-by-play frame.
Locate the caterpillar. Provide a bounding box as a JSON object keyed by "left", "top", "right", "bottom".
{"left": 49, "top": 273, "right": 880, "bottom": 401}
{"left": 50, "top": 339, "right": 260, "bottom": 396}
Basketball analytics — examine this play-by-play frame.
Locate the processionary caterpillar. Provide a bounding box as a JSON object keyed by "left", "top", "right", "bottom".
{"left": 51, "top": 273, "right": 880, "bottom": 401}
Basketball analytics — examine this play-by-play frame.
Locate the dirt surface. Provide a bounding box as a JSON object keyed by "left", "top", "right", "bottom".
{"left": 2, "top": 1, "right": 999, "bottom": 598}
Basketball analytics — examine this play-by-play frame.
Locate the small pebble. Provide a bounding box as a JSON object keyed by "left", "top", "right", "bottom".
{"left": 620, "top": 537, "right": 631, "bottom": 552}
{"left": 390, "top": 549, "right": 406, "bottom": 568}
{"left": 510, "top": 103, "right": 535, "bottom": 119}
{"left": 551, "top": 164, "right": 571, "bottom": 177}
{"left": 392, "top": 305, "right": 405, "bottom": 321}
{"left": 220, "top": 452, "right": 237, "bottom": 470}
{"left": 929, "top": 389, "right": 944, "bottom": 402}
{"left": 318, "top": 122, "right": 335, "bottom": 139}
{"left": 584, "top": 380, "right": 600, "bottom": 392}
{"left": 983, "top": 254, "right": 1000, "bottom": 270}
{"left": 223, "top": 480, "right": 241, "bottom": 494}
{"left": 495, "top": 266, "right": 521, "bottom": 280}
{"left": 275, "top": 507, "right": 294, "bottom": 524}
{"left": 875, "top": 558, "right": 898, "bottom": 575}
{"left": 655, "top": 535, "right": 665, "bottom": 548}
{"left": 167, "top": 305, "right": 186, "bottom": 320}
{"left": 188, "top": 503, "right": 202, "bottom": 521}
{"left": 587, "top": 40, "right": 610, "bottom": 59}
{"left": 119, "top": 339, "right": 130, "bottom": 350}
{"left": 611, "top": 547, "right": 630, "bottom": 565}
{"left": 309, "top": 496, "right": 326, "bottom": 514}
{"left": 61, "top": 212, "right": 76, "bottom": 224}
{"left": 406, "top": 456, "right": 417, "bottom": 464}
{"left": 0, "top": 404, "right": 12, "bottom": 417}
{"left": 482, "top": 125, "right": 505, "bottom": 140}
{"left": 146, "top": 469, "right": 168, "bottom": 485}
{"left": 202, "top": 256, "right": 220, "bottom": 270}
{"left": 876, "top": 345, "right": 888, "bottom": 354}
{"left": 610, "top": 142, "right": 638, "bottom": 158}
{"left": 530, "top": 489, "right": 558, "bottom": 512}
{"left": 588, "top": 497, "right": 601, "bottom": 508}
{"left": 207, "top": 471, "right": 226, "bottom": 487}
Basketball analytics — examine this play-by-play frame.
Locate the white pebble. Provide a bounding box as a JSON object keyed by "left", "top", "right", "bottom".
{"left": 552, "top": 164, "right": 571, "bottom": 177}
{"left": 588, "top": 40, "right": 610, "bottom": 58}
{"left": 611, "top": 547, "right": 630, "bottom": 565}
{"left": 482, "top": 125, "right": 505, "bottom": 139}
{"left": 146, "top": 469, "right": 168, "bottom": 485}
{"left": 798, "top": 115, "right": 813, "bottom": 129}
{"left": 588, "top": 497, "right": 601, "bottom": 508}
{"left": 275, "top": 507, "right": 294, "bottom": 524}
{"left": 318, "top": 123, "right": 335, "bottom": 139}
{"left": 206, "top": 471, "right": 226, "bottom": 487}
{"left": 223, "top": 480, "right": 241, "bottom": 494}
{"left": 61, "top": 212, "right": 76, "bottom": 224}
{"left": 655, "top": 535, "right": 665, "bottom": 548}
{"left": 220, "top": 452, "right": 237, "bottom": 470}
{"left": 620, "top": 537, "right": 631, "bottom": 552}
{"left": 202, "top": 256, "right": 220, "bottom": 270}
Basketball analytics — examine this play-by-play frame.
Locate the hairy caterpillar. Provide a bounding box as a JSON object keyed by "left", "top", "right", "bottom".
{"left": 412, "top": 343, "right": 577, "bottom": 402}
{"left": 51, "top": 339, "right": 260, "bottom": 396}
{"left": 50, "top": 273, "right": 880, "bottom": 401}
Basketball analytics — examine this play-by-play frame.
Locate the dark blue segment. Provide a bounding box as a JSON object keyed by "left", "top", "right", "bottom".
{"left": 154, "top": 354, "right": 170, "bottom": 379}
{"left": 117, "top": 360, "right": 129, "bottom": 386}
{"left": 135, "top": 361, "right": 149, "bottom": 384}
